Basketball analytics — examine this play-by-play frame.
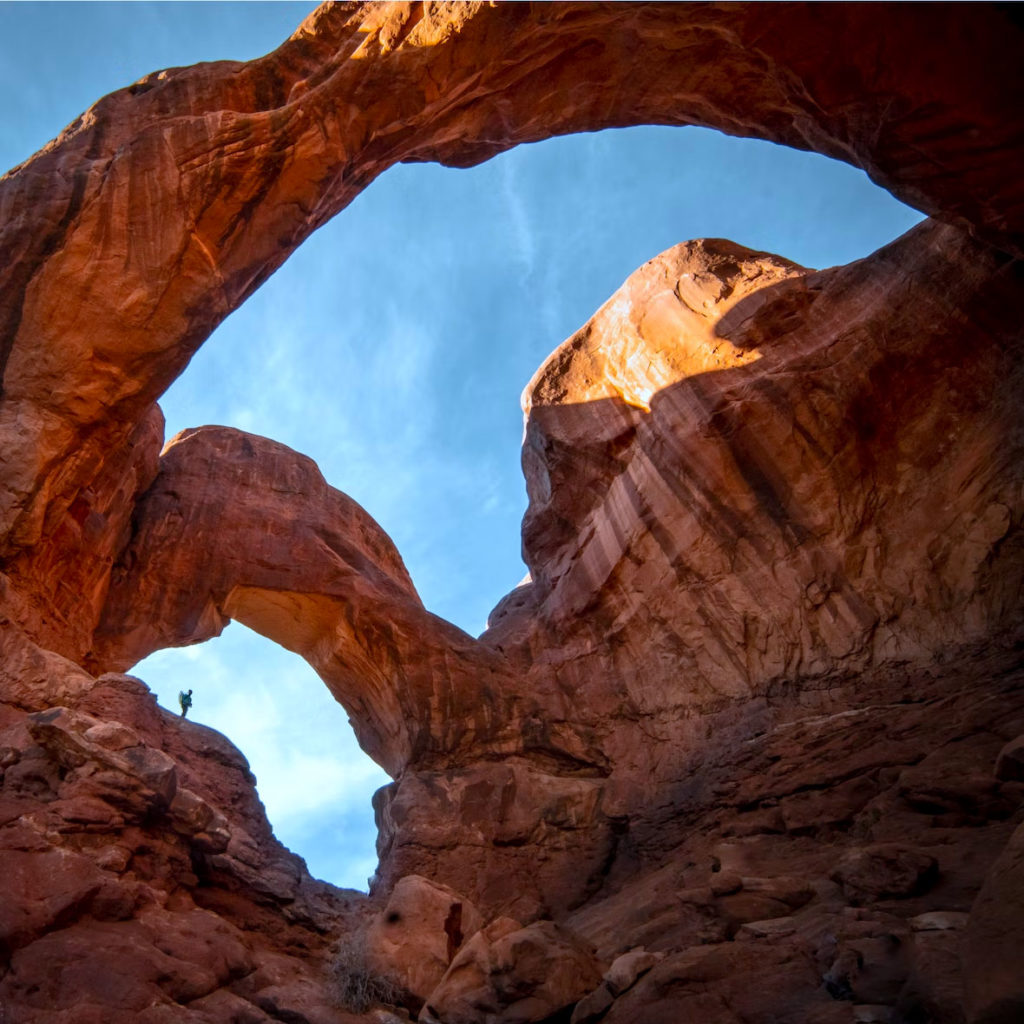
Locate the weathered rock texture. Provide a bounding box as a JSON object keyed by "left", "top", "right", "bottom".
{"left": 1, "top": 3, "right": 1023, "bottom": 1023}
{"left": 0, "top": 657, "right": 369, "bottom": 1023}
{"left": 500, "top": 219, "right": 1023, "bottom": 789}
{"left": 3, "top": 0, "right": 1023, "bottom": 665}
{"left": 87, "top": 426, "right": 524, "bottom": 778}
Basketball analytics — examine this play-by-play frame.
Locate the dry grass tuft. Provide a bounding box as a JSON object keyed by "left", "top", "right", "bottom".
{"left": 329, "top": 938, "right": 405, "bottom": 1013}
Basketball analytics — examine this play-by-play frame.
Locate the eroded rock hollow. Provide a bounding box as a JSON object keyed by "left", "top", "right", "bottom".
{"left": 1, "top": 3, "right": 1022, "bottom": 1023}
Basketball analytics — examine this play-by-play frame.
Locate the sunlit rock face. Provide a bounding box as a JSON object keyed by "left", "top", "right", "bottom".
{"left": 502, "top": 219, "right": 1023, "bottom": 725}
{"left": 1, "top": 2, "right": 1023, "bottom": 1023}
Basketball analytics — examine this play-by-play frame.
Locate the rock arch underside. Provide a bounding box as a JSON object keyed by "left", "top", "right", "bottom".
{"left": 1, "top": 2, "right": 1023, "bottom": 1022}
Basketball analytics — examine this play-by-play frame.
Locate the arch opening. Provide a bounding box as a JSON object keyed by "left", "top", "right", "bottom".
{"left": 157, "top": 123, "right": 926, "bottom": 637}
{"left": 115, "top": 124, "right": 923, "bottom": 889}
{"left": 134, "top": 621, "right": 389, "bottom": 892}
{"left": 0, "top": 8, "right": 1022, "bottom": 1021}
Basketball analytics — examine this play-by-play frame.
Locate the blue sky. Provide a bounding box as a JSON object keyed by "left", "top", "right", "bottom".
{"left": 0, "top": 2, "right": 925, "bottom": 889}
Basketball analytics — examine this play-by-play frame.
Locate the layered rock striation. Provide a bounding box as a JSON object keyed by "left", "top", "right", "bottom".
{"left": 2, "top": 1, "right": 1023, "bottom": 665}
{"left": 498, "top": 220, "right": 1024, "bottom": 798}
{"left": 87, "top": 426, "right": 523, "bottom": 778}
{"left": 1, "top": 3, "right": 1023, "bottom": 1023}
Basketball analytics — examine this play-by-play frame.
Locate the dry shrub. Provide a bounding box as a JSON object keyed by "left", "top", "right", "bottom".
{"left": 329, "top": 937, "right": 405, "bottom": 1013}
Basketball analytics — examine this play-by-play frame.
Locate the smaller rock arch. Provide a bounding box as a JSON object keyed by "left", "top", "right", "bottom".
{"left": 88, "top": 425, "right": 523, "bottom": 776}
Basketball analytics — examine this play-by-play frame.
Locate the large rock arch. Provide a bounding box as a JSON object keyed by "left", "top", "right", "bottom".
{"left": 2, "top": 2, "right": 1023, "bottom": 663}
{"left": 1, "top": 5, "right": 1023, "bottom": 1022}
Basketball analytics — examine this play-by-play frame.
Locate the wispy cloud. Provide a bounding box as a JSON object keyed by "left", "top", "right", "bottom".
{"left": 500, "top": 154, "right": 537, "bottom": 278}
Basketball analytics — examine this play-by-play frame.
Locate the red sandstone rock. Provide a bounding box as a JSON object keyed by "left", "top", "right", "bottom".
{"left": 0, "top": 640, "right": 366, "bottom": 1022}
{"left": 2, "top": 211, "right": 1022, "bottom": 1016}
{"left": 364, "top": 874, "right": 483, "bottom": 1007}
{"left": 600, "top": 941, "right": 847, "bottom": 1024}
{"left": 831, "top": 845, "right": 939, "bottom": 906}
{"left": 0, "top": 847, "right": 105, "bottom": 955}
{"left": 1, "top": 3, "right": 1023, "bottom": 669}
{"left": 1, "top": 4, "right": 1023, "bottom": 1023}
{"left": 87, "top": 425, "right": 523, "bottom": 776}
{"left": 420, "top": 918, "right": 603, "bottom": 1024}
{"left": 571, "top": 949, "right": 669, "bottom": 1024}
{"left": 499, "top": 223, "right": 1024, "bottom": 718}
{"left": 374, "top": 758, "right": 617, "bottom": 921}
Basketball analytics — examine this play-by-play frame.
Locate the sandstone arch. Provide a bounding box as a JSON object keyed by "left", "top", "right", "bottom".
{"left": 2, "top": 2, "right": 1023, "bottom": 664}
{"left": 2, "top": 6, "right": 1024, "bottom": 1021}
{"left": 86, "top": 426, "right": 530, "bottom": 777}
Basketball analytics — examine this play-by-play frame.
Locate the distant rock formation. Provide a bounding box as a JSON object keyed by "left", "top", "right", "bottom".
{"left": 1, "top": 3, "right": 1022, "bottom": 1022}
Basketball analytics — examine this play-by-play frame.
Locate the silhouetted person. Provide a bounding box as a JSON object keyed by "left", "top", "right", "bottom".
{"left": 178, "top": 689, "right": 193, "bottom": 719}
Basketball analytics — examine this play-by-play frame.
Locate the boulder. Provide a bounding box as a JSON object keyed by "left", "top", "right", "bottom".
{"left": 421, "top": 919, "right": 602, "bottom": 1024}
{"left": 364, "top": 875, "right": 482, "bottom": 1006}
{"left": 832, "top": 846, "right": 939, "bottom": 905}
{"left": 603, "top": 947, "right": 665, "bottom": 996}
{"left": 28, "top": 707, "right": 177, "bottom": 811}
